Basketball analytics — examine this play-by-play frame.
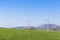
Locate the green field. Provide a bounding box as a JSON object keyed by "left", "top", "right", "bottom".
{"left": 0, "top": 28, "right": 60, "bottom": 40}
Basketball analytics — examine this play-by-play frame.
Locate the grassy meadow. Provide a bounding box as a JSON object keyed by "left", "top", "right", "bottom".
{"left": 0, "top": 28, "right": 60, "bottom": 40}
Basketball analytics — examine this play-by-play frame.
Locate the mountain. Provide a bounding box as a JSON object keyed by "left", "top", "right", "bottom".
{"left": 36, "top": 24, "right": 60, "bottom": 30}
{"left": 24, "top": 26, "right": 35, "bottom": 30}
{"left": 14, "top": 26, "right": 35, "bottom": 29}
{"left": 14, "top": 26, "right": 24, "bottom": 29}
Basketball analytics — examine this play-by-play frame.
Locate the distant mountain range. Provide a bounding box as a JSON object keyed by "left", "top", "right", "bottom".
{"left": 14, "top": 24, "right": 60, "bottom": 30}
{"left": 14, "top": 26, "right": 24, "bottom": 29}
{"left": 24, "top": 26, "right": 35, "bottom": 30}
{"left": 14, "top": 26, "right": 35, "bottom": 29}
{"left": 36, "top": 24, "right": 60, "bottom": 30}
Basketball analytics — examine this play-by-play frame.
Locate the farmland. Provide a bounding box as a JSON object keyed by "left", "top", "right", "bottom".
{"left": 0, "top": 28, "right": 60, "bottom": 40}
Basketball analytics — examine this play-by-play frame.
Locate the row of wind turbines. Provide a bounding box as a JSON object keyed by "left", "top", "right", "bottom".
{"left": 8, "top": 18, "right": 50, "bottom": 31}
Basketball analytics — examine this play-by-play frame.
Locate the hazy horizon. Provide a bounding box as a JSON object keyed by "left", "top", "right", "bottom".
{"left": 0, "top": 0, "right": 60, "bottom": 28}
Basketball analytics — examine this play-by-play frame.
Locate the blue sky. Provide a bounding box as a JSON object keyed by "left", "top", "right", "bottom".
{"left": 0, "top": 0, "right": 60, "bottom": 27}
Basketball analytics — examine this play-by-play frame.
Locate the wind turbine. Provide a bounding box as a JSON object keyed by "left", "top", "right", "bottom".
{"left": 26, "top": 18, "right": 32, "bottom": 29}
{"left": 8, "top": 22, "right": 10, "bottom": 28}
{"left": 39, "top": 18, "right": 49, "bottom": 31}
{"left": 45, "top": 18, "right": 49, "bottom": 31}
{"left": 27, "top": 19, "right": 31, "bottom": 26}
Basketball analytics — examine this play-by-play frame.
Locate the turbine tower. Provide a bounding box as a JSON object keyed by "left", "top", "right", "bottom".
{"left": 46, "top": 18, "right": 49, "bottom": 31}
{"left": 27, "top": 19, "right": 31, "bottom": 26}
{"left": 26, "top": 19, "right": 32, "bottom": 29}
{"left": 8, "top": 22, "right": 10, "bottom": 28}
{"left": 40, "top": 18, "right": 49, "bottom": 31}
{"left": 44, "top": 18, "right": 49, "bottom": 31}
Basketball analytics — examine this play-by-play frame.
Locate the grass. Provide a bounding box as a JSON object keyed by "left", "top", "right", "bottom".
{"left": 0, "top": 28, "right": 60, "bottom": 40}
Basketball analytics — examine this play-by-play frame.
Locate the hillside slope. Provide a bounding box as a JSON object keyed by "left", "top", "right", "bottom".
{"left": 0, "top": 28, "right": 60, "bottom": 40}
{"left": 37, "top": 24, "right": 59, "bottom": 30}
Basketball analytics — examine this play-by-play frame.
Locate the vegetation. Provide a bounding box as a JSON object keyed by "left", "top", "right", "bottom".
{"left": 0, "top": 28, "right": 60, "bottom": 40}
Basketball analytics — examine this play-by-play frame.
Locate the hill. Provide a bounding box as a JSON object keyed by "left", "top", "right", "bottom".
{"left": 0, "top": 28, "right": 60, "bottom": 40}
{"left": 14, "top": 26, "right": 24, "bottom": 29}
{"left": 14, "top": 26, "right": 35, "bottom": 30}
{"left": 36, "top": 24, "right": 60, "bottom": 30}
